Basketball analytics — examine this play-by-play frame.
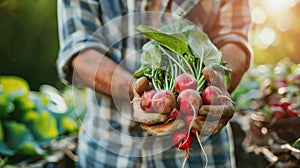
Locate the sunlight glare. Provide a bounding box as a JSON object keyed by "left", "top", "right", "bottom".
{"left": 251, "top": 6, "right": 266, "bottom": 24}
{"left": 276, "top": 15, "right": 292, "bottom": 32}
{"left": 259, "top": 27, "right": 276, "bottom": 47}
{"left": 263, "top": 0, "right": 298, "bottom": 14}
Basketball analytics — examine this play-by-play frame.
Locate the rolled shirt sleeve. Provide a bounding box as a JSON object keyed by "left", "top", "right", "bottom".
{"left": 205, "top": 0, "right": 252, "bottom": 69}
{"left": 56, "top": 0, "right": 107, "bottom": 84}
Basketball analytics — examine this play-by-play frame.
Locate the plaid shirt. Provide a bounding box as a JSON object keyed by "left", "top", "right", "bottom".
{"left": 57, "top": 0, "right": 251, "bottom": 167}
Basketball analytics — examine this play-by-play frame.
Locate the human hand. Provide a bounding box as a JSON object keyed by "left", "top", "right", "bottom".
{"left": 190, "top": 66, "right": 235, "bottom": 135}
{"left": 132, "top": 67, "right": 234, "bottom": 136}
{"left": 132, "top": 77, "right": 185, "bottom": 136}
{"left": 221, "top": 43, "right": 250, "bottom": 93}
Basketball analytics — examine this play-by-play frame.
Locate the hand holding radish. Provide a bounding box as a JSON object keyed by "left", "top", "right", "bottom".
{"left": 132, "top": 21, "right": 235, "bottom": 167}
{"left": 132, "top": 67, "right": 235, "bottom": 136}
{"left": 193, "top": 66, "right": 235, "bottom": 135}
{"left": 132, "top": 77, "right": 185, "bottom": 135}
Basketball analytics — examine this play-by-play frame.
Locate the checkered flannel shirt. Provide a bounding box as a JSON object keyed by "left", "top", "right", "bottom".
{"left": 57, "top": 0, "right": 251, "bottom": 167}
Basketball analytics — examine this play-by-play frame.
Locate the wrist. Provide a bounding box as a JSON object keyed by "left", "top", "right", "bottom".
{"left": 220, "top": 43, "right": 248, "bottom": 92}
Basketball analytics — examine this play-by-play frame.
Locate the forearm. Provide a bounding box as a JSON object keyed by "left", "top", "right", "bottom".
{"left": 71, "top": 49, "right": 136, "bottom": 100}
{"left": 206, "top": 0, "right": 251, "bottom": 92}
{"left": 220, "top": 43, "right": 248, "bottom": 93}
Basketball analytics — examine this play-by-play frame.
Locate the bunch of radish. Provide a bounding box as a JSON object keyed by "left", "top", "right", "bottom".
{"left": 265, "top": 75, "right": 300, "bottom": 120}
{"left": 233, "top": 59, "right": 300, "bottom": 120}
{"left": 232, "top": 59, "right": 300, "bottom": 147}
{"left": 138, "top": 70, "right": 228, "bottom": 163}
{"left": 133, "top": 21, "right": 233, "bottom": 167}
{"left": 254, "top": 61, "right": 300, "bottom": 120}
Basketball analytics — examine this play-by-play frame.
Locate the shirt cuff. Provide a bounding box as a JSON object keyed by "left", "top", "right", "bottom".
{"left": 212, "top": 33, "right": 253, "bottom": 70}
{"left": 56, "top": 34, "right": 109, "bottom": 85}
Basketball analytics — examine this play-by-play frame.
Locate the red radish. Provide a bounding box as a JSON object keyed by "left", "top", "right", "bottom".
{"left": 177, "top": 89, "right": 202, "bottom": 115}
{"left": 172, "top": 130, "right": 193, "bottom": 150}
{"left": 140, "top": 90, "right": 156, "bottom": 112}
{"left": 171, "top": 130, "right": 195, "bottom": 168}
{"left": 201, "top": 86, "right": 223, "bottom": 105}
{"left": 174, "top": 73, "right": 197, "bottom": 93}
{"left": 151, "top": 90, "right": 176, "bottom": 113}
{"left": 184, "top": 115, "right": 194, "bottom": 129}
{"left": 168, "top": 108, "right": 181, "bottom": 120}
{"left": 286, "top": 104, "right": 299, "bottom": 117}
{"left": 273, "top": 78, "right": 288, "bottom": 90}
{"left": 279, "top": 98, "right": 291, "bottom": 110}
{"left": 270, "top": 111, "right": 285, "bottom": 119}
{"left": 267, "top": 94, "right": 281, "bottom": 106}
{"left": 270, "top": 106, "right": 285, "bottom": 119}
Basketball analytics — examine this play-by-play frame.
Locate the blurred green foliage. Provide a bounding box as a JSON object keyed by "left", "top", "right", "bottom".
{"left": 0, "top": 0, "right": 62, "bottom": 91}
{"left": 0, "top": 76, "right": 86, "bottom": 164}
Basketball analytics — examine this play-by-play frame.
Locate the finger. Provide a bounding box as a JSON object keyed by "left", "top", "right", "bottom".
{"left": 192, "top": 119, "right": 220, "bottom": 135}
{"left": 211, "top": 119, "right": 229, "bottom": 135}
{"left": 192, "top": 118, "right": 229, "bottom": 135}
{"left": 140, "top": 119, "right": 185, "bottom": 136}
{"left": 198, "top": 105, "right": 234, "bottom": 119}
{"left": 133, "top": 107, "right": 169, "bottom": 125}
{"left": 192, "top": 119, "right": 204, "bottom": 132}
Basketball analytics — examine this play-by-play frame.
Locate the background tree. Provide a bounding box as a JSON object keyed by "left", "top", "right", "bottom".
{"left": 0, "top": 0, "right": 62, "bottom": 90}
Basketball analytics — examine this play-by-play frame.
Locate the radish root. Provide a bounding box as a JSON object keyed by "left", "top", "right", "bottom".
{"left": 192, "top": 105, "right": 208, "bottom": 168}
{"left": 178, "top": 105, "right": 197, "bottom": 168}
{"left": 195, "top": 131, "right": 208, "bottom": 168}
{"left": 182, "top": 148, "right": 190, "bottom": 168}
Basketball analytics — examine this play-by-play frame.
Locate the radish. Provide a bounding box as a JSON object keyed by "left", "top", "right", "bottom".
{"left": 174, "top": 73, "right": 198, "bottom": 93}
{"left": 171, "top": 129, "right": 207, "bottom": 168}
{"left": 267, "top": 93, "right": 281, "bottom": 106}
{"left": 151, "top": 90, "right": 176, "bottom": 113}
{"left": 201, "top": 86, "right": 223, "bottom": 105}
{"left": 183, "top": 115, "right": 194, "bottom": 129}
{"left": 168, "top": 108, "right": 181, "bottom": 120}
{"left": 140, "top": 90, "right": 156, "bottom": 112}
{"left": 171, "top": 130, "right": 194, "bottom": 168}
{"left": 172, "top": 130, "right": 193, "bottom": 150}
{"left": 270, "top": 106, "right": 285, "bottom": 119}
{"left": 177, "top": 89, "right": 202, "bottom": 115}
{"left": 273, "top": 78, "right": 288, "bottom": 90}
{"left": 176, "top": 89, "right": 209, "bottom": 168}
{"left": 287, "top": 104, "right": 300, "bottom": 117}
{"left": 279, "top": 98, "right": 291, "bottom": 110}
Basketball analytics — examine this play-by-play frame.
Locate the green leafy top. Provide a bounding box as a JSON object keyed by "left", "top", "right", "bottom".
{"left": 135, "top": 24, "right": 188, "bottom": 56}
{"left": 135, "top": 20, "right": 222, "bottom": 67}
{"left": 134, "top": 20, "right": 229, "bottom": 91}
